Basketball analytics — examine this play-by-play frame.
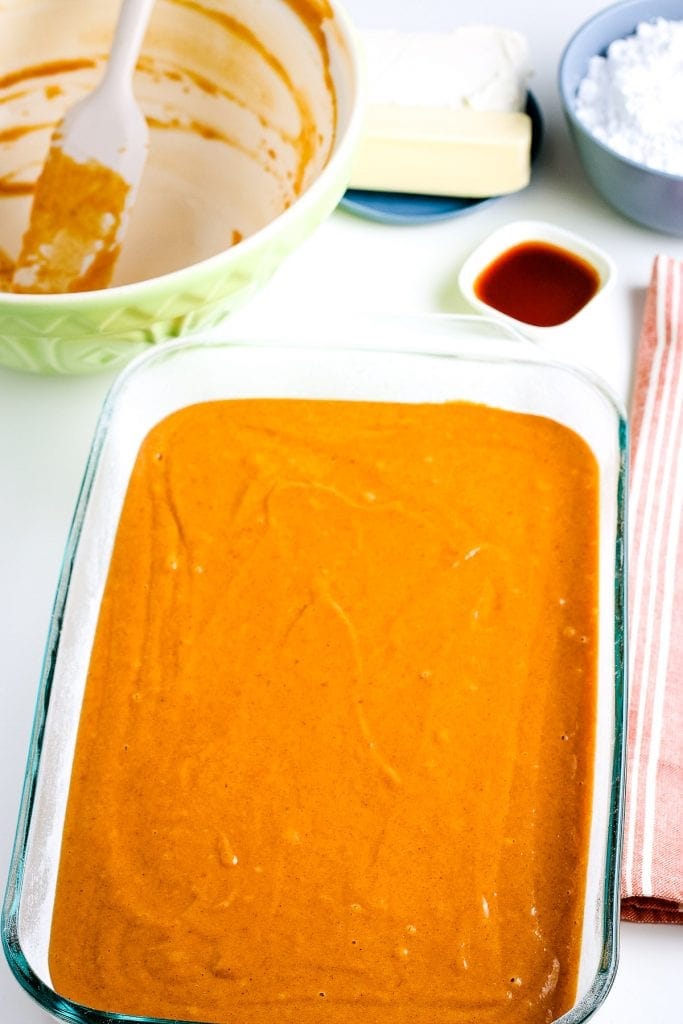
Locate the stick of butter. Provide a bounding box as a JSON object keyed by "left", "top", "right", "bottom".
{"left": 349, "top": 26, "right": 533, "bottom": 197}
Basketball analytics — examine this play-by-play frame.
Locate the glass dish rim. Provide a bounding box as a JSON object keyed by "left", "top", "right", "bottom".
{"left": 2, "top": 323, "right": 628, "bottom": 1024}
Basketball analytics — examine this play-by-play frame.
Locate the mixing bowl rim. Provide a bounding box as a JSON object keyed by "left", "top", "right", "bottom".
{"left": 0, "top": 0, "right": 365, "bottom": 308}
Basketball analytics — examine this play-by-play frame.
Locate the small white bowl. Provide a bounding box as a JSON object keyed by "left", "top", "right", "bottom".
{"left": 458, "top": 219, "right": 616, "bottom": 344}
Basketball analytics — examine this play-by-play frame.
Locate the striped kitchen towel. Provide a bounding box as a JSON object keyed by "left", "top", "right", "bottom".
{"left": 621, "top": 254, "right": 683, "bottom": 924}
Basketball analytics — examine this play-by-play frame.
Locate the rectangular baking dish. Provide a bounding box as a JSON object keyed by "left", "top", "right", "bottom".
{"left": 2, "top": 314, "right": 627, "bottom": 1024}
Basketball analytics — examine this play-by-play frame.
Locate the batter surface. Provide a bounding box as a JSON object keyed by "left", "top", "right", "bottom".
{"left": 49, "top": 398, "right": 598, "bottom": 1023}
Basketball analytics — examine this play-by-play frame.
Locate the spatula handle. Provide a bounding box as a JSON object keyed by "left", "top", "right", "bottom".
{"left": 102, "top": 0, "right": 157, "bottom": 89}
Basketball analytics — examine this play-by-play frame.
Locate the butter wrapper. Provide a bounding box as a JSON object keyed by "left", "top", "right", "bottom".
{"left": 360, "top": 25, "right": 531, "bottom": 113}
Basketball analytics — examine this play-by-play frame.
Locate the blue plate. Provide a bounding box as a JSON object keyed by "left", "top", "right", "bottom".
{"left": 340, "top": 92, "right": 543, "bottom": 226}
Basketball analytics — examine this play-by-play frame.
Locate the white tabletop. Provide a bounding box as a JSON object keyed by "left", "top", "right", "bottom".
{"left": 1, "top": 1, "right": 681, "bottom": 1021}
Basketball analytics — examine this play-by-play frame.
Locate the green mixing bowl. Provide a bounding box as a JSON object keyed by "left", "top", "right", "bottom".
{"left": 0, "top": 0, "right": 363, "bottom": 374}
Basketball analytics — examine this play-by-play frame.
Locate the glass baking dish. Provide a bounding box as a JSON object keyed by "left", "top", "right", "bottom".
{"left": 2, "top": 314, "right": 627, "bottom": 1024}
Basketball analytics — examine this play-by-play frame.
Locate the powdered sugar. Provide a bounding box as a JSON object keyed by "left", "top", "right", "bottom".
{"left": 574, "top": 17, "right": 683, "bottom": 175}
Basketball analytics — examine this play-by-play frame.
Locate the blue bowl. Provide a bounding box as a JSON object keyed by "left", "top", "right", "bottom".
{"left": 559, "top": 0, "right": 683, "bottom": 235}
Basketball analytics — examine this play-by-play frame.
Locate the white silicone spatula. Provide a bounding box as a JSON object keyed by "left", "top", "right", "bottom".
{"left": 12, "top": 0, "right": 156, "bottom": 294}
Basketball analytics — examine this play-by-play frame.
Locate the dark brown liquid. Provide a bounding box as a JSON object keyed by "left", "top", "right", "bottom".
{"left": 474, "top": 241, "right": 601, "bottom": 327}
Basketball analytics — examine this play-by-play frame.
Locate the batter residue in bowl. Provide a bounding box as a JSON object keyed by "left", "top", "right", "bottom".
{"left": 0, "top": 0, "right": 339, "bottom": 290}
{"left": 49, "top": 398, "right": 598, "bottom": 1024}
{"left": 11, "top": 147, "right": 129, "bottom": 293}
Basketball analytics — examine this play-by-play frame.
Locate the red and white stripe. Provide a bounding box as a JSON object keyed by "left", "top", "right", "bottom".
{"left": 622, "top": 255, "right": 683, "bottom": 924}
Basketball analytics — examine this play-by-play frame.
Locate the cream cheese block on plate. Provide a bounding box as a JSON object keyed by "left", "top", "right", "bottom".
{"left": 350, "top": 26, "right": 533, "bottom": 198}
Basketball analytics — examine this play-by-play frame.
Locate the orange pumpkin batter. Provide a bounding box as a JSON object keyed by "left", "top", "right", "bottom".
{"left": 49, "top": 397, "right": 598, "bottom": 1024}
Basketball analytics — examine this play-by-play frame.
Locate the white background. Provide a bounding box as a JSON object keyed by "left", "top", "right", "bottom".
{"left": 1, "top": 1, "right": 682, "bottom": 1022}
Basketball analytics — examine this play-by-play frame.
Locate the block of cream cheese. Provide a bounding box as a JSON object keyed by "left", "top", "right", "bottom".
{"left": 349, "top": 26, "right": 532, "bottom": 197}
